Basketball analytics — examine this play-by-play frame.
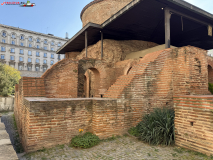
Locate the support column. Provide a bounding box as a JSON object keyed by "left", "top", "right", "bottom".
{"left": 101, "top": 31, "right": 103, "bottom": 59}
{"left": 165, "top": 8, "right": 171, "bottom": 49}
{"left": 85, "top": 31, "right": 88, "bottom": 58}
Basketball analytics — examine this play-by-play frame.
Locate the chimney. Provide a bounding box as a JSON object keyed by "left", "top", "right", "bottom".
{"left": 66, "top": 32, "right": 69, "bottom": 39}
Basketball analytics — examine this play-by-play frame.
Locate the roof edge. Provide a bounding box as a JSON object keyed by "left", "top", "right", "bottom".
{"left": 56, "top": 22, "right": 102, "bottom": 54}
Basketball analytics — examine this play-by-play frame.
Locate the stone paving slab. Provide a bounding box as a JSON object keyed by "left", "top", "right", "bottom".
{"left": 0, "top": 144, "right": 18, "bottom": 160}
{"left": 0, "top": 130, "right": 10, "bottom": 139}
{"left": 0, "top": 139, "right": 11, "bottom": 145}
{"left": 0, "top": 123, "right": 5, "bottom": 130}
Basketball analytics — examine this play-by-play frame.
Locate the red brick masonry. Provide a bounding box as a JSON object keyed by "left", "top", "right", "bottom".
{"left": 174, "top": 95, "right": 213, "bottom": 156}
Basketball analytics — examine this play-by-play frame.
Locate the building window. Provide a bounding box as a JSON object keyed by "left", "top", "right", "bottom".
{"left": 51, "top": 54, "right": 54, "bottom": 58}
{"left": 44, "top": 53, "right": 47, "bottom": 57}
{"left": 44, "top": 40, "right": 47, "bottom": 44}
{"left": 11, "top": 48, "right": 15, "bottom": 53}
{"left": 19, "top": 57, "right": 23, "bottom": 62}
{"left": 58, "top": 55, "right": 60, "bottom": 60}
{"left": 2, "top": 32, "right": 6, "bottom": 37}
{"left": 20, "top": 49, "right": 24, "bottom": 54}
{"left": 18, "top": 65, "right": 23, "bottom": 70}
{"left": 28, "top": 58, "right": 32, "bottom": 62}
{"left": 28, "top": 37, "right": 32, "bottom": 41}
{"left": 29, "top": 43, "right": 32, "bottom": 47}
{"left": 51, "top": 60, "right": 54, "bottom": 65}
{"left": 37, "top": 38, "right": 40, "bottom": 43}
{"left": 36, "top": 52, "right": 40, "bottom": 57}
{"left": 43, "top": 67, "right": 47, "bottom": 72}
{"left": 2, "top": 39, "right": 5, "bottom": 43}
{"left": 43, "top": 59, "right": 47, "bottom": 64}
{"left": 27, "top": 65, "right": 32, "bottom": 71}
{"left": 44, "top": 46, "right": 47, "bottom": 50}
{"left": 20, "top": 35, "right": 24, "bottom": 40}
{"left": 12, "top": 34, "right": 15, "bottom": 39}
{"left": 37, "top": 45, "right": 39, "bottom": 49}
{"left": 51, "top": 42, "right": 54, "bottom": 46}
{"left": 36, "top": 59, "right": 40, "bottom": 63}
{"left": 51, "top": 47, "right": 54, "bottom": 51}
{"left": 28, "top": 51, "right": 32, "bottom": 56}
{"left": 10, "top": 56, "right": 15, "bottom": 60}
{"left": 20, "top": 42, "right": 24, "bottom": 46}
{"left": 11, "top": 40, "right": 15, "bottom": 45}
{"left": 1, "top": 47, "right": 5, "bottom": 51}
{"left": 35, "top": 66, "right": 40, "bottom": 71}
{"left": 1, "top": 55, "right": 5, "bottom": 59}
{"left": 58, "top": 43, "right": 61, "bottom": 47}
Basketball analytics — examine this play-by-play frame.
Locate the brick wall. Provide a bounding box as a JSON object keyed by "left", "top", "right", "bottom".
{"left": 22, "top": 77, "right": 45, "bottom": 97}
{"left": 14, "top": 97, "right": 135, "bottom": 152}
{"left": 105, "top": 46, "right": 209, "bottom": 126}
{"left": 207, "top": 56, "right": 213, "bottom": 84}
{"left": 42, "top": 59, "right": 78, "bottom": 98}
{"left": 81, "top": 0, "right": 132, "bottom": 27}
{"left": 75, "top": 39, "right": 158, "bottom": 64}
{"left": 174, "top": 95, "right": 213, "bottom": 156}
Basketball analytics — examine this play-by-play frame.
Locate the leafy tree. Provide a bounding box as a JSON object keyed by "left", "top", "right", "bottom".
{"left": 0, "top": 64, "right": 21, "bottom": 96}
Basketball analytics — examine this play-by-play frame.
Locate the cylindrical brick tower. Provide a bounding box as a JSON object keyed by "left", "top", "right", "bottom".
{"left": 81, "top": 0, "right": 132, "bottom": 27}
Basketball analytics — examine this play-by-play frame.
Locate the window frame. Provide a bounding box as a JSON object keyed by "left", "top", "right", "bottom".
{"left": 11, "top": 48, "right": 15, "bottom": 53}
{"left": 19, "top": 56, "right": 24, "bottom": 62}
{"left": 20, "top": 49, "right": 24, "bottom": 54}
{"left": 28, "top": 50, "right": 32, "bottom": 56}
{"left": 10, "top": 55, "right": 15, "bottom": 60}
{"left": 28, "top": 57, "right": 32, "bottom": 62}
{"left": 44, "top": 53, "right": 47, "bottom": 58}
{"left": 36, "top": 52, "right": 40, "bottom": 57}
{"left": 1, "top": 46, "right": 5, "bottom": 52}
{"left": 1, "top": 55, "right": 5, "bottom": 59}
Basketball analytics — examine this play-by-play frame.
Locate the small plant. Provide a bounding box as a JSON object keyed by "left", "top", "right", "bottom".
{"left": 154, "top": 148, "right": 159, "bottom": 152}
{"left": 128, "top": 126, "right": 140, "bottom": 137}
{"left": 38, "top": 147, "right": 46, "bottom": 152}
{"left": 209, "top": 83, "right": 213, "bottom": 94}
{"left": 70, "top": 130, "right": 100, "bottom": 149}
{"left": 58, "top": 144, "right": 64, "bottom": 149}
{"left": 137, "top": 107, "right": 175, "bottom": 146}
{"left": 147, "top": 153, "right": 151, "bottom": 156}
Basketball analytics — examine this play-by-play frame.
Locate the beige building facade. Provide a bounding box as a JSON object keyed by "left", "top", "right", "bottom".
{"left": 0, "top": 24, "right": 67, "bottom": 77}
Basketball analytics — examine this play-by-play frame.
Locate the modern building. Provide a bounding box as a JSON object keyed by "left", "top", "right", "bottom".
{"left": 0, "top": 24, "right": 68, "bottom": 77}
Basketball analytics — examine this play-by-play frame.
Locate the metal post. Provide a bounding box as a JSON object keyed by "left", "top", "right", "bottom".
{"left": 101, "top": 31, "right": 103, "bottom": 59}
{"left": 165, "top": 8, "right": 171, "bottom": 49}
{"left": 85, "top": 31, "right": 88, "bottom": 57}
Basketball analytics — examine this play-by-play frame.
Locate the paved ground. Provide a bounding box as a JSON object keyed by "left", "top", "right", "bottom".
{"left": 1, "top": 112, "right": 213, "bottom": 160}
{"left": 0, "top": 111, "right": 18, "bottom": 160}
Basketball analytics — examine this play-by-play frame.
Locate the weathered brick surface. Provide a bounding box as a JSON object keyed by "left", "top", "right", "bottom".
{"left": 42, "top": 59, "right": 78, "bottom": 98}
{"left": 207, "top": 56, "right": 213, "bottom": 84}
{"left": 105, "top": 46, "right": 209, "bottom": 122}
{"left": 75, "top": 39, "right": 158, "bottom": 64}
{"left": 14, "top": 97, "right": 136, "bottom": 152}
{"left": 22, "top": 77, "right": 45, "bottom": 97}
{"left": 174, "top": 95, "right": 213, "bottom": 156}
{"left": 81, "top": 0, "right": 132, "bottom": 27}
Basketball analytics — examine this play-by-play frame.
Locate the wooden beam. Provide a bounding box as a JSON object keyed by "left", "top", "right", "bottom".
{"left": 165, "top": 8, "right": 171, "bottom": 49}
{"left": 101, "top": 31, "right": 103, "bottom": 59}
{"left": 85, "top": 31, "right": 88, "bottom": 57}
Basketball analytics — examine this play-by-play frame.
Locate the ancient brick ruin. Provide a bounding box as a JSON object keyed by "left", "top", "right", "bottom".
{"left": 14, "top": 0, "right": 213, "bottom": 155}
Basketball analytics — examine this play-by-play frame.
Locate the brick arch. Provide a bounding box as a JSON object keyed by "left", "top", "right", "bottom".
{"left": 123, "top": 61, "right": 138, "bottom": 75}
{"left": 77, "top": 59, "right": 107, "bottom": 97}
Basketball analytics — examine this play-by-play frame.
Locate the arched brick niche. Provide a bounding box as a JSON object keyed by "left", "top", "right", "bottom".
{"left": 81, "top": 0, "right": 132, "bottom": 27}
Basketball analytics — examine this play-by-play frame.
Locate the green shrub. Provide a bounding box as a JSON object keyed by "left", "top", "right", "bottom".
{"left": 209, "top": 83, "right": 213, "bottom": 94}
{"left": 128, "top": 126, "right": 140, "bottom": 137}
{"left": 137, "top": 107, "right": 175, "bottom": 146}
{"left": 70, "top": 132, "right": 100, "bottom": 148}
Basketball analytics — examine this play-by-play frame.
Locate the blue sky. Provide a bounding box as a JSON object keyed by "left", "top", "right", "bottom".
{"left": 0, "top": 0, "right": 212, "bottom": 39}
